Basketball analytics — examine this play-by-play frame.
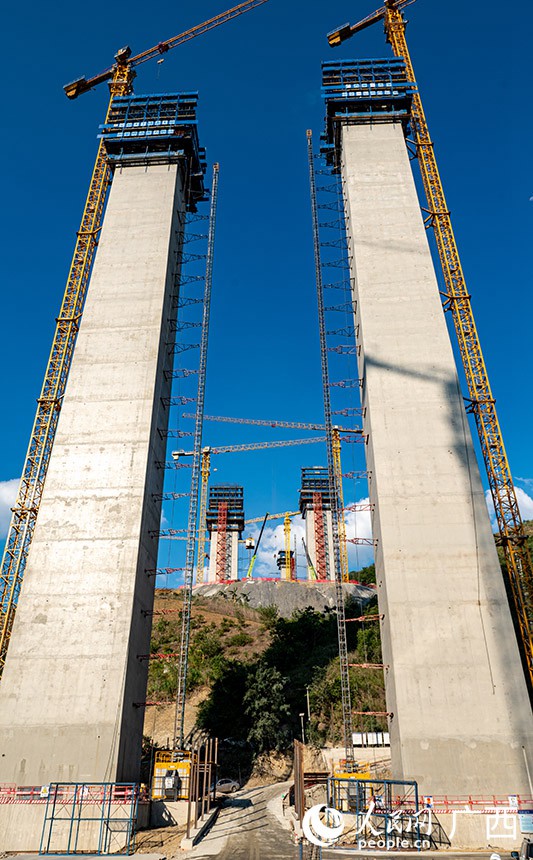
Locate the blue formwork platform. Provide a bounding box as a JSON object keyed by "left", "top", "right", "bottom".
{"left": 99, "top": 93, "right": 207, "bottom": 211}
{"left": 206, "top": 485, "right": 245, "bottom": 535}
{"left": 299, "top": 466, "right": 332, "bottom": 515}
{"left": 320, "top": 58, "right": 416, "bottom": 171}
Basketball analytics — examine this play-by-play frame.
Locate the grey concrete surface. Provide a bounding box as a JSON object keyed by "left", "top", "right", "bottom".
{"left": 189, "top": 783, "right": 298, "bottom": 859}
{"left": 181, "top": 805, "right": 219, "bottom": 849}
{"left": 193, "top": 579, "right": 375, "bottom": 617}
{"left": 341, "top": 121, "right": 533, "bottom": 796}
{"left": 0, "top": 162, "right": 187, "bottom": 847}
{"left": 206, "top": 531, "right": 239, "bottom": 583}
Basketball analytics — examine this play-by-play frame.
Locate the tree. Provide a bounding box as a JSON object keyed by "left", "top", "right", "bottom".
{"left": 244, "top": 665, "right": 291, "bottom": 753}
{"left": 349, "top": 563, "right": 376, "bottom": 585}
{"left": 197, "top": 661, "right": 251, "bottom": 741}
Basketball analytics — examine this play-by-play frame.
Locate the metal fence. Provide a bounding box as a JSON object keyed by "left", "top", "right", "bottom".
{"left": 39, "top": 782, "right": 138, "bottom": 855}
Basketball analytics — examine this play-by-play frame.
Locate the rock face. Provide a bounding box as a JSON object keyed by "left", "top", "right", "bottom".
{"left": 193, "top": 579, "right": 376, "bottom": 618}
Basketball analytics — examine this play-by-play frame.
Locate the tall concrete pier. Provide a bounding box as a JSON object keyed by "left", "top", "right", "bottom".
{"left": 0, "top": 94, "right": 205, "bottom": 847}
{"left": 206, "top": 485, "right": 245, "bottom": 582}
{"left": 322, "top": 60, "right": 533, "bottom": 796}
{"left": 299, "top": 467, "right": 335, "bottom": 581}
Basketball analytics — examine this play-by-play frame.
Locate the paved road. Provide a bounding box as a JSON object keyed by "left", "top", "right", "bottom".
{"left": 190, "top": 783, "right": 301, "bottom": 859}
{"left": 189, "top": 785, "right": 517, "bottom": 860}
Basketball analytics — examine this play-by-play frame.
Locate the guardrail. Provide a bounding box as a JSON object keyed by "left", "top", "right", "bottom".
{"left": 0, "top": 783, "right": 145, "bottom": 804}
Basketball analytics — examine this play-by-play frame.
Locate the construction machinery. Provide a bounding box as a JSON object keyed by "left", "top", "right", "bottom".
{"left": 197, "top": 449, "right": 212, "bottom": 584}
{"left": 247, "top": 511, "right": 300, "bottom": 574}
{"left": 0, "top": 0, "right": 270, "bottom": 678}
{"left": 327, "top": 0, "right": 533, "bottom": 692}
{"left": 284, "top": 512, "right": 293, "bottom": 581}
{"left": 172, "top": 438, "right": 326, "bottom": 584}
{"left": 308, "top": 129, "right": 356, "bottom": 765}
{"left": 246, "top": 513, "right": 269, "bottom": 578}
{"left": 245, "top": 510, "right": 300, "bottom": 526}
{"left": 183, "top": 412, "right": 360, "bottom": 433}
{"left": 247, "top": 510, "right": 300, "bottom": 582}
{"left": 302, "top": 538, "right": 318, "bottom": 581}
{"left": 180, "top": 413, "right": 361, "bottom": 585}
{"left": 332, "top": 428, "right": 349, "bottom": 583}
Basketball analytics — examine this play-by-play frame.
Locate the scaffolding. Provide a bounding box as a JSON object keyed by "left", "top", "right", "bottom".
{"left": 206, "top": 486, "right": 245, "bottom": 533}
{"left": 0, "top": 92, "right": 207, "bottom": 677}
{"left": 173, "top": 163, "right": 218, "bottom": 750}
{"left": 206, "top": 485, "right": 245, "bottom": 582}
{"left": 308, "top": 129, "right": 355, "bottom": 766}
{"left": 313, "top": 493, "right": 328, "bottom": 581}
{"left": 215, "top": 502, "right": 228, "bottom": 582}
{"left": 39, "top": 783, "right": 138, "bottom": 855}
{"left": 299, "top": 467, "right": 332, "bottom": 581}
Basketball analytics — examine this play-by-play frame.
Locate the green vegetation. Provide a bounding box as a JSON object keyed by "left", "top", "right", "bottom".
{"left": 349, "top": 563, "right": 376, "bottom": 585}
{"left": 148, "top": 589, "right": 385, "bottom": 762}
{"left": 147, "top": 522, "right": 533, "bottom": 764}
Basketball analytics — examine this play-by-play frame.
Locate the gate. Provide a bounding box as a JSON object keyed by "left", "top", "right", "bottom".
{"left": 39, "top": 782, "right": 138, "bottom": 855}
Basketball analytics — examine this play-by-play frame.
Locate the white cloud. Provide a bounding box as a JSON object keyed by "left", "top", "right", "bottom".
{"left": 245, "top": 515, "right": 306, "bottom": 578}
{"left": 0, "top": 479, "right": 19, "bottom": 539}
{"left": 243, "top": 498, "right": 375, "bottom": 579}
{"left": 344, "top": 497, "right": 374, "bottom": 570}
{"left": 485, "top": 487, "right": 533, "bottom": 526}
{"left": 516, "top": 487, "right": 533, "bottom": 520}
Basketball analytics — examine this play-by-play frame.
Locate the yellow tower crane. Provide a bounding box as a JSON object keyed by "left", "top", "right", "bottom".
{"left": 0, "top": 0, "right": 270, "bottom": 676}
{"left": 184, "top": 412, "right": 361, "bottom": 584}
{"left": 332, "top": 428, "right": 350, "bottom": 583}
{"left": 245, "top": 511, "right": 301, "bottom": 525}
{"left": 327, "top": 0, "right": 533, "bottom": 687}
{"left": 245, "top": 511, "right": 302, "bottom": 581}
{"left": 284, "top": 512, "right": 292, "bottom": 581}
{"left": 172, "top": 438, "right": 325, "bottom": 583}
{"left": 196, "top": 448, "right": 212, "bottom": 585}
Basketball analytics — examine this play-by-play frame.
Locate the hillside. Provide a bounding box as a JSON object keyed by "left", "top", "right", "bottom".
{"left": 193, "top": 578, "right": 376, "bottom": 616}
{"left": 144, "top": 583, "right": 385, "bottom": 777}
{"left": 144, "top": 524, "right": 533, "bottom": 772}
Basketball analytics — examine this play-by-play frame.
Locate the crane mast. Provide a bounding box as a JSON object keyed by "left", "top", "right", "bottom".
{"left": 382, "top": 2, "right": 533, "bottom": 689}
{"left": 328, "top": 0, "right": 533, "bottom": 688}
{"left": 308, "top": 129, "right": 355, "bottom": 765}
{"left": 0, "top": 0, "right": 269, "bottom": 678}
{"left": 284, "top": 513, "right": 292, "bottom": 580}
{"left": 174, "top": 164, "right": 219, "bottom": 749}
{"left": 0, "top": 66, "right": 132, "bottom": 675}
{"left": 332, "top": 428, "right": 350, "bottom": 583}
{"left": 196, "top": 450, "right": 211, "bottom": 584}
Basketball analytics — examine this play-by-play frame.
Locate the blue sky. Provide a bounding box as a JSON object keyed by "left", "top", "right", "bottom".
{"left": 1, "top": 0, "right": 532, "bottom": 580}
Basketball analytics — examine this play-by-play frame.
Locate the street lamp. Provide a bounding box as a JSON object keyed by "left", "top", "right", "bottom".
{"left": 299, "top": 712, "right": 305, "bottom": 745}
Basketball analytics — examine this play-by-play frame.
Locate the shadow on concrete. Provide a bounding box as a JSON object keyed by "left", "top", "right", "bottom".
{"left": 221, "top": 796, "right": 253, "bottom": 809}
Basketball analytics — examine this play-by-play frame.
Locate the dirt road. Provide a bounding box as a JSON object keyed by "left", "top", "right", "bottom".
{"left": 190, "top": 783, "right": 301, "bottom": 859}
